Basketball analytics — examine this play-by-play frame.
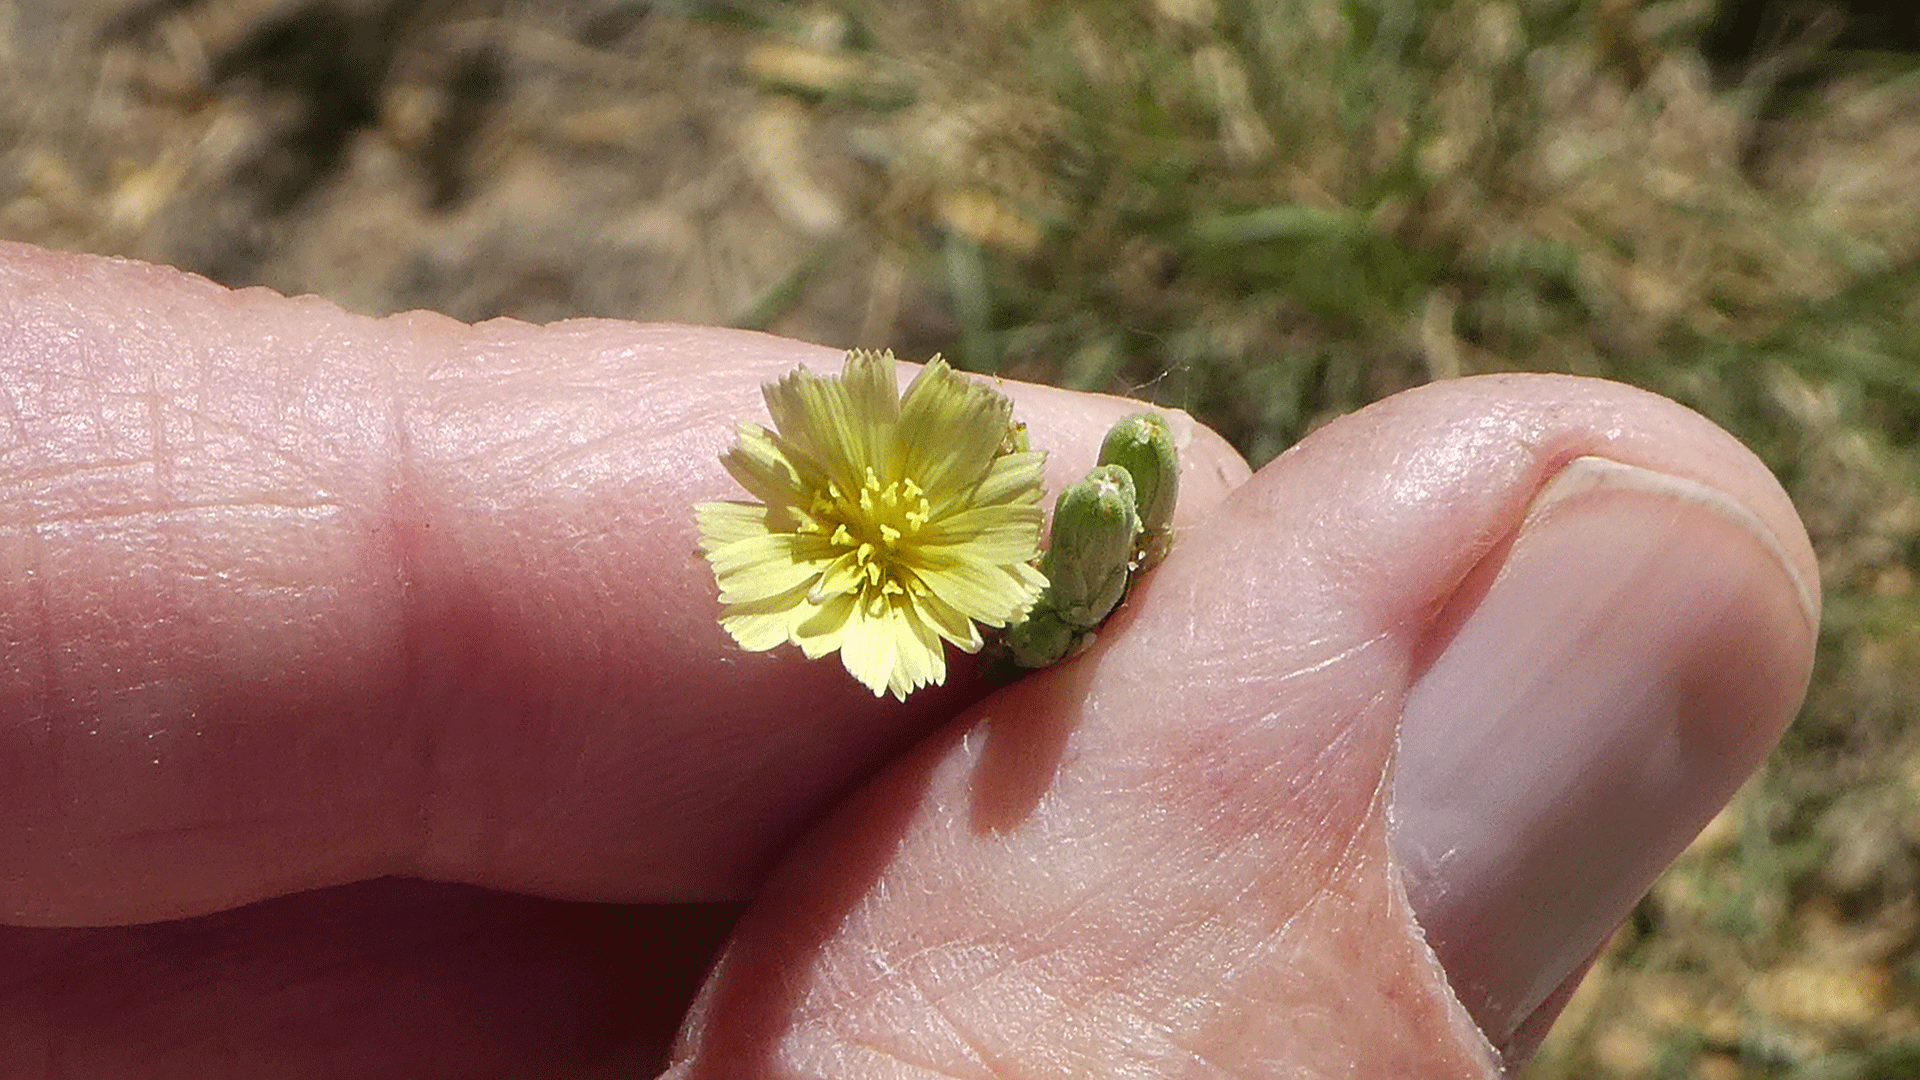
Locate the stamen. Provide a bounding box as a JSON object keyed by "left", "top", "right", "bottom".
{"left": 806, "top": 467, "right": 946, "bottom": 620}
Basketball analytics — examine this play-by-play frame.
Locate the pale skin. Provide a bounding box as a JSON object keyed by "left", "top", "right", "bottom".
{"left": 0, "top": 240, "right": 1819, "bottom": 1078}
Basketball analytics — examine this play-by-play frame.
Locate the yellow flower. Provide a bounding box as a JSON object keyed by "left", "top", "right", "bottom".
{"left": 695, "top": 349, "right": 1049, "bottom": 699}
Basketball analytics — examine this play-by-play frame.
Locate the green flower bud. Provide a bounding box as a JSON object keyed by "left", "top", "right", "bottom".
{"left": 1097, "top": 412, "right": 1179, "bottom": 570}
{"left": 985, "top": 417, "right": 1182, "bottom": 678}
{"left": 1001, "top": 605, "right": 1083, "bottom": 671}
{"left": 1044, "top": 464, "right": 1141, "bottom": 631}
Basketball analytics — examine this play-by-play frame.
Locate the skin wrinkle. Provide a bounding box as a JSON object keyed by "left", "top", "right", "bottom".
{"left": 193, "top": 418, "right": 333, "bottom": 484}
{"left": 516, "top": 425, "right": 655, "bottom": 480}
{"left": 1196, "top": 773, "right": 1383, "bottom": 1010}
{"left": 3, "top": 457, "right": 181, "bottom": 483}
{"left": 22, "top": 272, "right": 1090, "bottom": 910}
{"left": 374, "top": 317, "right": 441, "bottom": 884}
{"left": 23, "top": 335, "right": 167, "bottom": 904}
{"left": 1085, "top": 985, "right": 1230, "bottom": 1080}
{"left": 837, "top": 1030, "right": 982, "bottom": 1080}
{"left": 12, "top": 500, "right": 347, "bottom": 528}
{"left": 17, "top": 334, "right": 384, "bottom": 886}
{"left": 1130, "top": 1006, "right": 1241, "bottom": 1080}
{"left": 883, "top": 974, "right": 1010, "bottom": 1080}
{"left": 1136, "top": 686, "right": 1369, "bottom": 875}
{"left": 795, "top": 804, "right": 1148, "bottom": 1076}
{"left": 897, "top": 919, "right": 1095, "bottom": 1032}
{"left": 31, "top": 513, "right": 59, "bottom": 848}
{"left": 1090, "top": 976, "right": 1221, "bottom": 1068}
{"left": 892, "top": 521, "right": 1453, "bottom": 1072}
{"left": 1205, "top": 742, "right": 1362, "bottom": 915}
{"left": 144, "top": 391, "right": 172, "bottom": 631}
{"left": 102, "top": 810, "right": 332, "bottom": 850}
{"left": 879, "top": 926, "right": 1018, "bottom": 1004}
{"left": 1069, "top": 944, "right": 1203, "bottom": 1053}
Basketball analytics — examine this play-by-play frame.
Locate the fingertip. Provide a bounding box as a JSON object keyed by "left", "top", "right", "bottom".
{"left": 1393, "top": 452, "right": 1818, "bottom": 1048}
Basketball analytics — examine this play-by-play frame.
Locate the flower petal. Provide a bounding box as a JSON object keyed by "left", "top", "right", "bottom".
{"left": 719, "top": 422, "right": 810, "bottom": 506}
{"left": 913, "top": 557, "right": 1042, "bottom": 626}
{"left": 842, "top": 349, "right": 904, "bottom": 432}
{"left": 899, "top": 357, "right": 1016, "bottom": 506}
{"left": 707, "top": 530, "right": 828, "bottom": 582}
{"left": 918, "top": 504, "right": 1046, "bottom": 563}
{"left": 972, "top": 449, "right": 1049, "bottom": 507}
{"left": 693, "top": 500, "right": 770, "bottom": 551}
{"left": 845, "top": 594, "right": 948, "bottom": 700}
{"left": 717, "top": 580, "right": 817, "bottom": 651}
{"left": 889, "top": 599, "right": 947, "bottom": 698}
{"left": 837, "top": 601, "right": 900, "bottom": 697}
{"left": 792, "top": 591, "right": 858, "bottom": 660}
{"left": 764, "top": 353, "right": 900, "bottom": 485}
{"left": 808, "top": 550, "right": 866, "bottom": 603}
{"left": 716, "top": 563, "right": 822, "bottom": 606}
{"left": 903, "top": 579, "right": 986, "bottom": 652}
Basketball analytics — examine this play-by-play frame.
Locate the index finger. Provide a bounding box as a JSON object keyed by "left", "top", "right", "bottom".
{"left": 0, "top": 241, "right": 1251, "bottom": 927}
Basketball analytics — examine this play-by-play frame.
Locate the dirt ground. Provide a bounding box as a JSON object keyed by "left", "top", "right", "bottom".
{"left": 0, "top": 0, "right": 920, "bottom": 338}
{"left": 4, "top": 1, "right": 1919, "bottom": 1077}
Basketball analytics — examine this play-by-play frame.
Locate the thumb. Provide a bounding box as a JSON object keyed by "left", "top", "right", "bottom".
{"left": 668, "top": 375, "right": 1818, "bottom": 1077}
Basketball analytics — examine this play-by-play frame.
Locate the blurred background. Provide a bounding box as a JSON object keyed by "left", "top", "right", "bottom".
{"left": 1, "top": 0, "right": 1916, "bottom": 1074}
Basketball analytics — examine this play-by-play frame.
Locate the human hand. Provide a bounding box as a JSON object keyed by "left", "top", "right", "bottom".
{"left": 0, "top": 241, "right": 1817, "bottom": 1078}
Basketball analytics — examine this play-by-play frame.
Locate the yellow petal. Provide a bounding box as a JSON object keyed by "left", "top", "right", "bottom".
{"left": 892, "top": 598, "right": 950, "bottom": 696}
{"left": 913, "top": 557, "right": 1040, "bottom": 626}
{"left": 899, "top": 357, "right": 1015, "bottom": 506}
{"left": 917, "top": 504, "right": 1045, "bottom": 563}
{"left": 840, "top": 595, "right": 948, "bottom": 700}
{"left": 836, "top": 602, "right": 900, "bottom": 697}
{"left": 841, "top": 349, "right": 904, "bottom": 430}
{"left": 694, "top": 500, "right": 770, "bottom": 550}
{"left": 705, "top": 532, "right": 792, "bottom": 579}
{"left": 972, "top": 449, "right": 1049, "bottom": 507}
{"left": 717, "top": 580, "right": 817, "bottom": 651}
{"left": 719, "top": 612, "right": 793, "bottom": 652}
{"left": 764, "top": 356, "right": 893, "bottom": 484}
{"left": 720, "top": 423, "right": 811, "bottom": 505}
{"left": 902, "top": 579, "right": 986, "bottom": 651}
{"left": 808, "top": 550, "right": 867, "bottom": 603}
{"left": 717, "top": 565, "right": 822, "bottom": 606}
{"left": 792, "top": 591, "right": 857, "bottom": 660}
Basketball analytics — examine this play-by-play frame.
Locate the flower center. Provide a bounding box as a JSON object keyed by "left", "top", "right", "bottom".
{"left": 803, "top": 467, "right": 934, "bottom": 608}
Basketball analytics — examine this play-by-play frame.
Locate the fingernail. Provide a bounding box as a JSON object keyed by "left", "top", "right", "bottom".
{"left": 1391, "top": 456, "right": 1817, "bottom": 1051}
